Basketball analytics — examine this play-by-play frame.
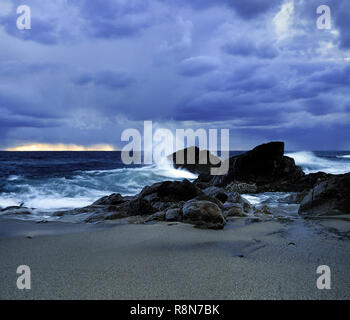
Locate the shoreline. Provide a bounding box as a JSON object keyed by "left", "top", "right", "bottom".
{"left": 1, "top": 216, "right": 349, "bottom": 299}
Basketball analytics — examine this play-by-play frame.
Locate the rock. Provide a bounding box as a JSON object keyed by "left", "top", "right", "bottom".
{"left": 203, "top": 186, "right": 228, "bottom": 203}
{"left": 165, "top": 208, "right": 182, "bottom": 221}
{"left": 254, "top": 205, "right": 272, "bottom": 215}
{"left": 224, "top": 203, "right": 247, "bottom": 217}
{"left": 225, "top": 192, "right": 251, "bottom": 211}
{"left": 280, "top": 191, "right": 308, "bottom": 204}
{"left": 59, "top": 179, "right": 202, "bottom": 222}
{"left": 197, "top": 142, "right": 305, "bottom": 192}
{"left": 168, "top": 146, "right": 221, "bottom": 174}
{"left": 145, "top": 211, "right": 165, "bottom": 222}
{"left": 224, "top": 193, "right": 251, "bottom": 213}
{"left": 182, "top": 200, "right": 226, "bottom": 229}
{"left": 127, "top": 197, "right": 156, "bottom": 216}
{"left": 85, "top": 211, "right": 128, "bottom": 223}
{"left": 92, "top": 193, "right": 126, "bottom": 205}
{"left": 193, "top": 195, "right": 224, "bottom": 210}
{"left": 225, "top": 181, "right": 258, "bottom": 194}
{"left": 299, "top": 173, "right": 350, "bottom": 216}
{"left": 291, "top": 172, "right": 332, "bottom": 192}
{"left": 140, "top": 179, "right": 203, "bottom": 202}
{"left": 0, "top": 206, "right": 33, "bottom": 215}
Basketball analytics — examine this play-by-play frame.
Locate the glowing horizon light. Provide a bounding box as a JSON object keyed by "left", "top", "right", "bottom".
{"left": 5, "top": 143, "right": 116, "bottom": 151}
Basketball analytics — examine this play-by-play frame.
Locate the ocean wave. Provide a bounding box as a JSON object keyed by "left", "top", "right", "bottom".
{"left": 286, "top": 151, "right": 350, "bottom": 174}
{"left": 337, "top": 155, "right": 350, "bottom": 159}
{"left": 0, "top": 162, "right": 198, "bottom": 214}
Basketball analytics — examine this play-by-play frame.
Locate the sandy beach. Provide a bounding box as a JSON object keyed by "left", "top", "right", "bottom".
{"left": 1, "top": 216, "right": 349, "bottom": 300}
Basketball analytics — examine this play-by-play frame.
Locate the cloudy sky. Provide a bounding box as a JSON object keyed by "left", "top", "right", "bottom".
{"left": 0, "top": 0, "right": 350, "bottom": 151}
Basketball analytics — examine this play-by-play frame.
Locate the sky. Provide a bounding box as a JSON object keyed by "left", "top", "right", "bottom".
{"left": 0, "top": 0, "right": 350, "bottom": 151}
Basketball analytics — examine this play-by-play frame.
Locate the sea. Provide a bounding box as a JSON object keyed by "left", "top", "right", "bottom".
{"left": 0, "top": 151, "right": 350, "bottom": 221}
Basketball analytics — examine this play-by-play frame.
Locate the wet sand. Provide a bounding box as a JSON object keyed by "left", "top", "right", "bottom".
{"left": 0, "top": 216, "right": 349, "bottom": 299}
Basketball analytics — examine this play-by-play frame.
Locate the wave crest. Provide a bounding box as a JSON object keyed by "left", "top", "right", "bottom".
{"left": 286, "top": 151, "right": 350, "bottom": 174}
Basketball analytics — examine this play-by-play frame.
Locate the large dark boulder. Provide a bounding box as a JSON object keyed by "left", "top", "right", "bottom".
{"left": 299, "top": 173, "right": 350, "bottom": 216}
{"left": 168, "top": 146, "right": 221, "bottom": 174}
{"left": 223, "top": 142, "right": 303, "bottom": 185}
{"left": 196, "top": 141, "right": 305, "bottom": 192}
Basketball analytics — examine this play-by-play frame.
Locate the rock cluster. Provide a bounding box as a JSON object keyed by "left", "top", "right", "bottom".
{"left": 56, "top": 179, "right": 255, "bottom": 229}
{"left": 53, "top": 141, "right": 349, "bottom": 225}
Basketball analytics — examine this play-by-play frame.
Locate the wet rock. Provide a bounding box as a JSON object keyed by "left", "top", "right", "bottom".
{"left": 1, "top": 206, "right": 34, "bottom": 215}
{"left": 168, "top": 146, "right": 221, "bottom": 174}
{"left": 203, "top": 186, "right": 228, "bottom": 203}
{"left": 182, "top": 200, "right": 226, "bottom": 229}
{"left": 195, "top": 141, "right": 309, "bottom": 193}
{"left": 92, "top": 193, "right": 126, "bottom": 206}
{"left": 299, "top": 173, "right": 350, "bottom": 216}
{"left": 85, "top": 211, "right": 128, "bottom": 223}
{"left": 140, "top": 179, "right": 203, "bottom": 202}
{"left": 224, "top": 203, "right": 247, "bottom": 217}
{"left": 254, "top": 205, "right": 272, "bottom": 215}
{"left": 209, "top": 142, "right": 304, "bottom": 186}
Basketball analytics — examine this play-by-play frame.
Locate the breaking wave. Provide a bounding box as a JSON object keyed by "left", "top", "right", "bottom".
{"left": 286, "top": 151, "right": 350, "bottom": 174}
{"left": 0, "top": 162, "right": 197, "bottom": 215}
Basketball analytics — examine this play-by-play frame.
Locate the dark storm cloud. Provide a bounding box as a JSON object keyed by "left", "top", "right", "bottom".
{"left": 73, "top": 71, "right": 134, "bottom": 89}
{"left": 226, "top": 0, "right": 283, "bottom": 19}
{"left": 0, "top": 0, "right": 350, "bottom": 150}
{"left": 302, "top": 97, "right": 339, "bottom": 116}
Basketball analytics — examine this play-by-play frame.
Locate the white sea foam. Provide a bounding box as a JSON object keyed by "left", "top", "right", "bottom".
{"left": 286, "top": 151, "right": 350, "bottom": 174}
{"left": 0, "top": 162, "right": 198, "bottom": 216}
{"left": 337, "top": 155, "right": 350, "bottom": 159}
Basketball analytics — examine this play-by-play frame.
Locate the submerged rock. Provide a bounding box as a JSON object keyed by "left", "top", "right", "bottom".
{"left": 299, "top": 173, "right": 350, "bottom": 216}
